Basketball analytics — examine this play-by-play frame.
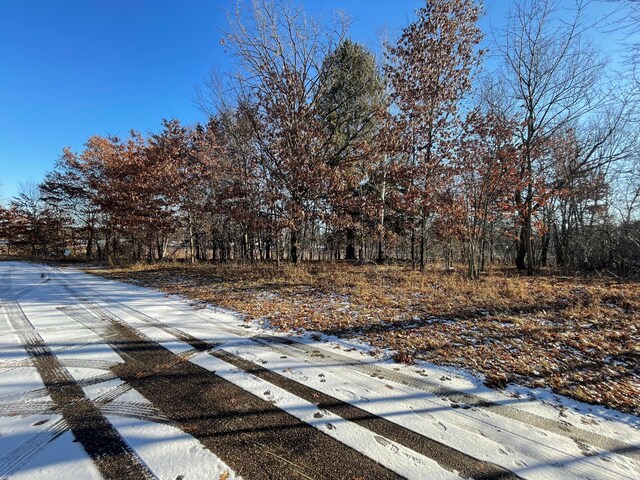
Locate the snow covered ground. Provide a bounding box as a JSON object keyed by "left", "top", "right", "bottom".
{"left": 0, "top": 261, "right": 638, "bottom": 479}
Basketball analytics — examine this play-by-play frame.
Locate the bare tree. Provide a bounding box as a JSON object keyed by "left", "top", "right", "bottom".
{"left": 220, "top": 0, "right": 351, "bottom": 263}
{"left": 456, "top": 108, "right": 520, "bottom": 278}
{"left": 494, "top": 0, "right": 607, "bottom": 275}
{"left": 605, "top": 0, "right": 640, "bottom": 85}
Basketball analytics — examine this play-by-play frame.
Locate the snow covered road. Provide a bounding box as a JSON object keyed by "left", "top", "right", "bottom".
{"left": 0, "top": 261, "right": 638, "bottom": 479}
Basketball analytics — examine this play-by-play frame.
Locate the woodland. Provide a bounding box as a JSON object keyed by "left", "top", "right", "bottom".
{"left": 1, "top": 0, "right": 640, "bottom": 280}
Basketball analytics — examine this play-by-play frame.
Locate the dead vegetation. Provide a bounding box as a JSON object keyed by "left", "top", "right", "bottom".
{"left": 92, "top": 262, "right": 640, "bottom": 415}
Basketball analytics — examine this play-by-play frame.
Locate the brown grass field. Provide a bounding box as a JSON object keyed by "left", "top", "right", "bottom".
{"left": 91, "top": 262, "right": 640, "bottom": 415}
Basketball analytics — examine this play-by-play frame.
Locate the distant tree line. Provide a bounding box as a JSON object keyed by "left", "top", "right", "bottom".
{"left": 1, "top": 0, "right": 639, "bottom": 278}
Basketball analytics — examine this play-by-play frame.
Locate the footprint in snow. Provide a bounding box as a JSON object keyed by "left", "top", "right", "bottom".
{"left": 284, "top": 368, "right": 308, "bottom": 382}
{"left": 411, "top": 408, "right": 449, "bottom": 432}
{"left": 235, "top": 349, "right": 258, "bottom": 361}
{"left": 262, "top": 390, "right": 276, "bottom": 403}
{"left": 335, "top": 388, "right": 369, "bottom": 403}
{"left": 374, "top": 435, "right": 399, "bottom": 454}
{"left": 335, "top": 388, "right": 357, "bottom": 400}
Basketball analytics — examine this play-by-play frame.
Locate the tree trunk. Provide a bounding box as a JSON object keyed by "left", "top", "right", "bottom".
{"left": 242, "top": 228, "right": 249, "bottom": 260}
{"left": 377, "top": 169, "right": 386, "bottom": 263}
{"left": 525, "top": 193, "right": 535, "bottom": 276}
{"left": 468, "top": 241, "right": 479, "bottom": 280}
{"left": 411, "top": 228, "right": 416, "bottom": 269}
{"left": 290, "top": 228, "right": 299, "bottom": 264}
{"left": 86, "top": 226, "right": 94, "bottom": 259}
{"left": 345, "top": 228, "right": 356, "bottom": 261}
{"left": 419, "top": 213, "right": 427, "bottom": 272}
{"left": 516, "top": 226, "right": 527, "bottom": 270}
{"left": 188, "top": 222, "right": 196, "bottom": 264}
{"left": 96, "top": 238, "right": 103, "bottom": 260}
{"left": 539, "top": 232, "right": 549, "bottom": 267}
{"left": 265, "top": 234, "right": 271, "bottom": 261}
{"left": 155, "top": 236, "right": 164, "bottom": 261}
{"left": 275, "top": 229, "right": 281, "bottom": 269}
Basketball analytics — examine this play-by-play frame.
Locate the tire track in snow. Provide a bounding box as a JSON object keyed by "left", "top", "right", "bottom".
{"left": 0, "top": 270, "right": 157, "bottom": 480}
{"left": 208, "top": 346, "right": 519, "bottom": 479}
{"left": 0, "top": 371, "right": 120, "bottom": 405}
{"left": 0, "top": 418, "right": 68, "bottom": 479}
{"left": 55, "top": 271, "right": 521, "bottom": 480}
{"left": 11, "top": 274, "right": 50, "bottom": 299}
{"left": 104, "top": 286, "right": 640, "bottom": 463}
{"left": 198, "top": 314, "right": 640, "bottom": 463}
{"left": 0, "top": 400, "right": 57, "bottom": 416}
{"left": 99, "top": 402, "right": 171, "bottom": 424}
{"left": 55, "top": 297, "right": 405, "bottom": 479}
{"left": 0, "top": 385, "right": 50, "bottom": 402}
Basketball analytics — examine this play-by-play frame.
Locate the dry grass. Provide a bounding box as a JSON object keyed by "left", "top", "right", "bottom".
{"left": 92, "top": 261, "right": 640, "bottom": 415}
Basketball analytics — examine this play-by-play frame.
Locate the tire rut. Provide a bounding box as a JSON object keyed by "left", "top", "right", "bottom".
{"left": 58, "top": 302, "right": 403, "bottom": 480}
{"left": 209, "top": 316, "right": 640, "bottom": 462}
{"left": 55, "top": 272, "right": 523, "bottom": 479}
{"left": 0, "top": 270, "right": 157, "bottom": 480}
{"left": 112, "top": 290, "right": 640, "bottom": 463}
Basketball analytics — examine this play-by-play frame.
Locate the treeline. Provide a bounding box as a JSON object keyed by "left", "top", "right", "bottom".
{"left": 1, "top": 0, "right": 639, "bottom": 277}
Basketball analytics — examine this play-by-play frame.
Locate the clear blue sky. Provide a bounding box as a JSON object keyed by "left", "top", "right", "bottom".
{"left": 0, "top": 0, "right": 629, "bottom": 204}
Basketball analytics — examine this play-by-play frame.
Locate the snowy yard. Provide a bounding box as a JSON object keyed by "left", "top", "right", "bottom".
{"left": 1, "top": 261, "right": 639, "bottom": 479}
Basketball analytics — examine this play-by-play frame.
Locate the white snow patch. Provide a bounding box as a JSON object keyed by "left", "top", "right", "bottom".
{"left": 107, "top": 415, "right": 239, "bottom": 480}
{"left": 6, "top": 429, "right": 102, "bottom": 480}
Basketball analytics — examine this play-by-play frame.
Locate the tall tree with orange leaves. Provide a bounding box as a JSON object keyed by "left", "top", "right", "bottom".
{"left": 386, "top": 0, "right": 484, "bottom": 271}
